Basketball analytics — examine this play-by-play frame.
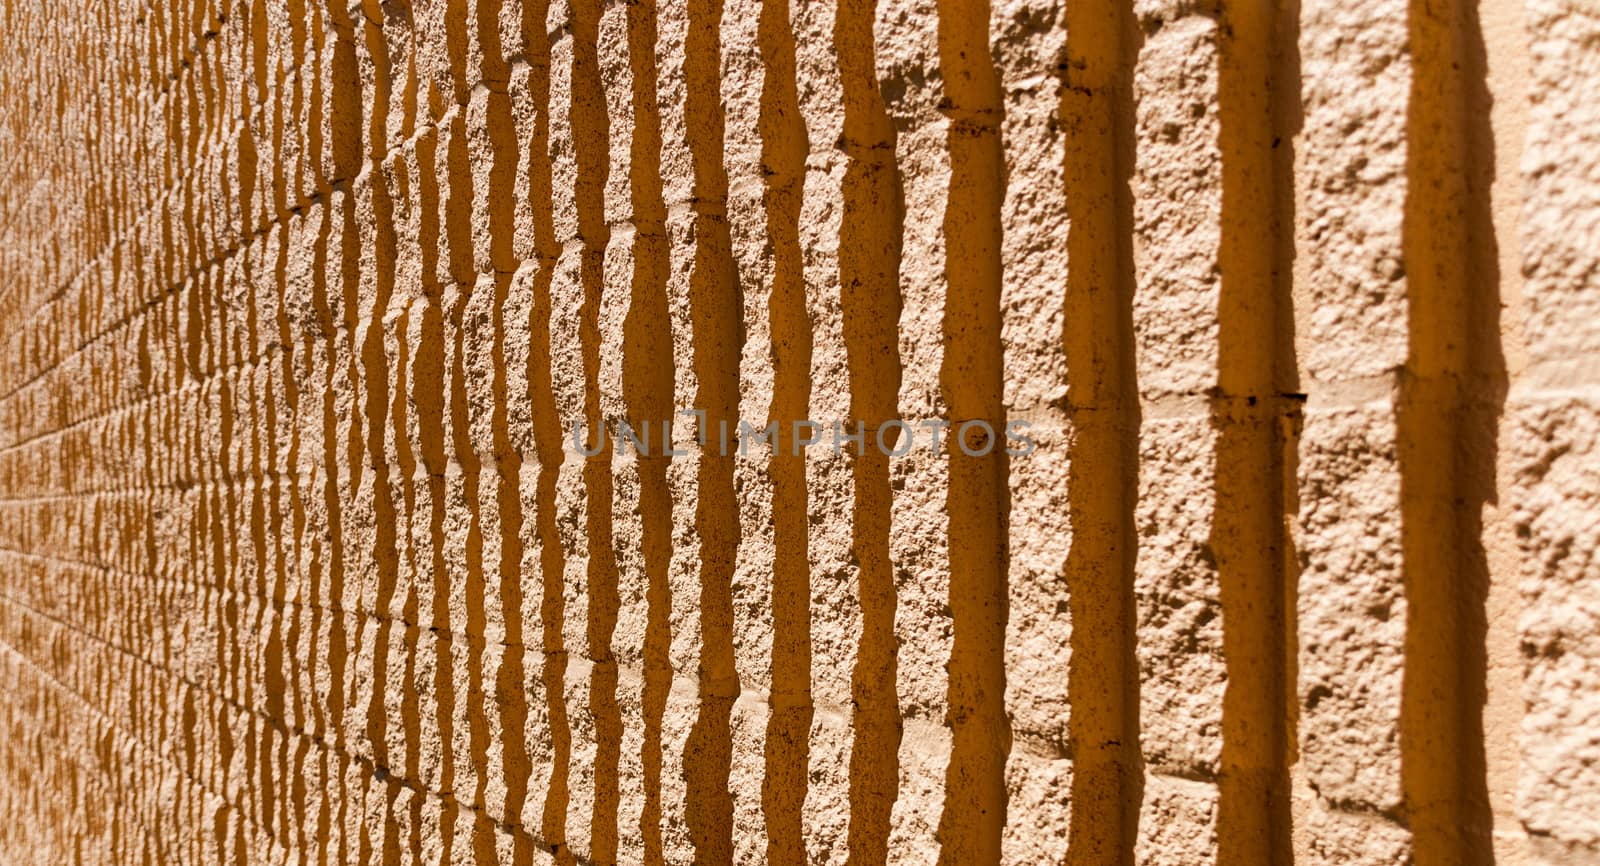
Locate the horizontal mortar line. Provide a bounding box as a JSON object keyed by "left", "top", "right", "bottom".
{"left": 0, "top": 425, "right": 997, "bottom": 504}
{"left": 1514, "top": 351, "right": 1600, "bottom": 394}
{"left": 0, "top": 95, "right": 262, "bottom": 309}
{"left": 1032, "top": 391, "right": 1302, "bottom": 423}
{"left": 0, "top": 737, "right": 169, "bottom": 857}
{"left": 0, "top": 585, "right": 588, "bottom": 839}
{"left": 141, "top": 51, "right": 256, "bottom": 129}
{"left": 0, "top": 297, "right": 294, "bottom": 419}
{"left": 18, "top": 116, "right": 940, "bottom": 393}
{"left": 0, "top": 457, "right": 329, "bottom": 501}
{"left": 0, "top": 70, "right": 165, "bottom": 211}
{"left": 0, "top": 181, "right": 703, "bottom": 434}
{"left": 0, "top": 573, "right": 1058, "bottom": 826}
{"left": 1299, "top": 793, "right": 1413, "bottom": 829}
{"left": 15, "top": 344, "right": 1574, "bottom": 454}
{"left": 0, "top": 544, "right": 544, "bottom": 641}
{"left": 5, "top": 17, "right": 863, "bottom": 370}
{"left": 0, "top": 631, "right": 591, "bottom": 866}
{"left": 0, "top": 73, "right": 589, "bottom": 402}
{"left": 0, "top": 108, "right": 260, "bottom": 338}
{"left": 3, "top": 530, "right": 902, "bottom": 741}
{"left": 0, "top": 535, "right": 1146, "bottom": 794}
{"left": 0, "top": 553, "right": 473, "bottom": 675}
{"left": 0, "top": 32, "right": 347, "bottom": 333}
{"left": 1297, "top": 371, "right": 1401, "bottom": 408}
{"left": 0, "top": 125, "right": 51, "bottom": 182}
{"left": 0, "top": 342, "right": 289, "bottom": 458}
{"left": 155, "top": 15, "right": 245, "bottom": 94}
{"left": 0, "top": 576, "right": 1223, "bottom": 852}
{"left": 0, "top": 631, "right": 316, "bottom": 857}
{"left": 1132, "top": 765, "right": 1223, "bottom": 793}
{"left": 0, "top": 376, "right": 1437, "bottom": 502}
{"left": 1, "top": 221, "right": 297, "bottom": 405}
{"left": 0, "top": 464, "right": 306, "bottom": 503}
{"left": 1137, "top": 367, "right": 1600, "bottom": 418}
{"left": 2, "top": 9, "right": 807, "bottom": 275}
{"left": 0, "top": 278, "right": 217, "bottom": 417}
{"left": 0, "top": 173, "right": 379, "bottom": 400}
{"left": 2, "top": 541, "right": 909, "bottom": 735}
{"left": 13, "top": 453, "right": 479, "bottom": 504}
{"left": 0, "top": 348, "right": 1297, "bottom": 468}
{"left": 22, "top": 329, "right": 1582, "bottom": 467}
{"left": 0, "top": 531, "right": 657, "bottom": 651}
{"left": 0, "top": 99, "right": 121, "bottom": 198}
{"left": 136, "top": 4, "right": 238, "bottom": 85}
{"left": 0, "top": 171, "right": 55, "bottom": 239}
{"left": 0, "top": 704, "right": 179, "bottom": 860}
{"left": 0, "top": 591, "right": 639, "bottom": 866}
{"left": 0, "top": 577, "right": 389, "bottom": 647}
{"left": 1301, "top": 364, "right": 1600, "bottom": 407}
{"left": 1523, "top": 837, "right": 1600, "bottom": 866}
{"left": 0, "top": 450, "right": 544, "bottom": 503}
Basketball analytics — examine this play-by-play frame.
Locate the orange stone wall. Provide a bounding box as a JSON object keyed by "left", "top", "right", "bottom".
{"left": 0, "top": 0, "right": 1595, "bottom": 863}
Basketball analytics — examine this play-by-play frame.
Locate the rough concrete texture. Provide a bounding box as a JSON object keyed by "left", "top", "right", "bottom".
{"left": 0, "top": 0, "right": 1595, "bottom": 863}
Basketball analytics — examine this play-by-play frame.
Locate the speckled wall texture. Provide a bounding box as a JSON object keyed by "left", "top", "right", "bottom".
{"left": 0, "top": 0, "right": 1595, "bottom": 862}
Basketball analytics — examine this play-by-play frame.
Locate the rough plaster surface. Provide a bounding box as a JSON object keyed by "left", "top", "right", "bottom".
{"left": 0, "top": 0, "right": 1595, "bottom": 863}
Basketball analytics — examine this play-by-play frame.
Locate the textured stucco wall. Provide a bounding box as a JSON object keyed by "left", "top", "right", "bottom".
{"left": 0, "top": 0, "right": 1596, "bottom": 863}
